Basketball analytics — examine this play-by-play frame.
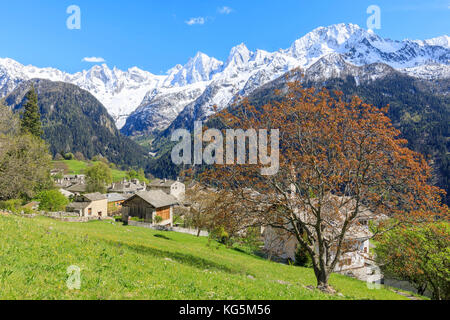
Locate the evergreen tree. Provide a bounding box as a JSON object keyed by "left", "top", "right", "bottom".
{"left": 20, "top": 86, "right": 43, "bottom": 138}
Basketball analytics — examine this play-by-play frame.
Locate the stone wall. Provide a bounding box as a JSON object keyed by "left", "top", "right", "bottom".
{"left": 44, "top": 212, "right": 113, "bottom": 222}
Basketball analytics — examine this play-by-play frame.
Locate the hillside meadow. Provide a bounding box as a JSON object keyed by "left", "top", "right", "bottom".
{"left": 0, "top": 214, "right": 419, "bottom": 300}
{"left": 52, "top": 160, "right": 129, "bottom": 182}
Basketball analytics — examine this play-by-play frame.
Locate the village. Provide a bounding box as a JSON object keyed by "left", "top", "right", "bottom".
{"left": 22, "top": 171, "right": 383, "bottom": 285}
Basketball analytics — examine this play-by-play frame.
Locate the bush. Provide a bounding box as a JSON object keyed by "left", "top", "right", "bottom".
{"left": 295, "top": 245, "right": 313, "bottom": 268}
{"left": 154, "top": 215, "right": 163, "bottom": 224}
{"left": 54, "top": 153, "right": 64, "bottom": 161}
{"left": 375, "top": 222, "right": 450, "bottom": 300}
{"left": 173, "top": 214, "right": 183, "bottom": 226}
{"left": 210, "top": 226, "right": 230, "bottom": 245}
{"left": 21, "top": 207, "right": 35, "bottom": 215}
{"left": 241, "top": 227, "right": 262, "bottom": 251}
{"left": 0, "top": 199, "right": 23, "bottom": 212}
{"left": 74, "top": 152, "right": 85, "bottom": 161}
{"left": 35, "top": 189, "right": 69, "bottom": 212}
{"left": 85, "top": 162, "right": 112, "bottom": 194}
{"left": 63, "top": 152, "right": 74, "bottom": 160}
{"left": 52, "top": 172, "right": 64, "bottom": 180}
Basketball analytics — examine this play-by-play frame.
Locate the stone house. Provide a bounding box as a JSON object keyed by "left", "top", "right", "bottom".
{"left": 262, "top": 195, "right": 379, "bottom": 275}
{"left": 59, "top": 188, "right": 74, "bottom": 199}
{"left": 55, "top": 174, "right": 86, "bottom": 189}
{"left": 66, "top": 192, "right": 108, "bottom": 218}
{"left": 121, "top": 190, "right": 178, "bottom": 226}
{"left": 109, "top": 179, "right": 146, "bottom": 196}
{"left": 263, "top": 224, "right": 371, "bottom": 271}
{"left": 148, "top": 179, "right": 185, "bottom": 201}
{"left": 65, "top": 183, "right": 87, "bottom": 195}
{"left": 106, "top": 193, "right": 127, "bottom": 216}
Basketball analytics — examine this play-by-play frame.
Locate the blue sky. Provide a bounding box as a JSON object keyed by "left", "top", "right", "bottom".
{"left": 0, "top": 0, "right": 448, "bottom": 74}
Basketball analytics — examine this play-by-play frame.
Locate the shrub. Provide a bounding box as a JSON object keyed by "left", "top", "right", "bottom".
{"left": 154, "top": 215, "right": 163, "bottom": 224}
{"left": 52, "top": 172, "right": 64, "bottom": 180}
{"left": 295, "top": 245, "right": 313, "bottom": 268}
{"left": 35, "top": 190, "right": 69, "bottom": 212}
{"left": 85, "top": 162, "right": 112, "bottom": 194}
{"left": 74, "top": 152, "right": 85, "bottom": 161}
{"left": 241, "top": 227, "right": 262, "bottom": 251}
{"left": 21, "top": 207, "right": 35, "bottom": 215}
{"left": 375, "top": 222, "right": 450, "bottom": 300}
{"left": 0, "top": 199, "right": 23, "bottom": 212}
{"left": 210, "top": 226, "right": 230, "bottom": 245}
{"left": 173, "top": 214, "right": 183, "bottom": 226}
{"left": 63, "top": 152, "right": 74, "bottom": 160}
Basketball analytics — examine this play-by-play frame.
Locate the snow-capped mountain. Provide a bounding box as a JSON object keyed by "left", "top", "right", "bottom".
{"left": 1, "top": 23, "right": 449, "bottom": 134}
{"left": 300, "top": 52, "right": 397, "bottom": 84}
{"left": 0, "top": 58, "right": 164, "bottom": 128}
{"left": 285, "top": 24, "right": 449, "bottom": 69}
{"left": 164, "top": 52, "right": 223, "bottom": 87}
{"left": 146, "top": 23, "right": 449, "bottom": 136}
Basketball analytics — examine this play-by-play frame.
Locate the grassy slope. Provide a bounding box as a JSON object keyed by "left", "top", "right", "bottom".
{"left": 0, "top": 214, "right": 413, "bottom": 300}
{"left": 53, "top": 160, "right": 128, "bottom": 182}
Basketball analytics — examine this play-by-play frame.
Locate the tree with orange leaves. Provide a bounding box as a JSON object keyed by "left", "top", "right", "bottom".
{"left": 201, "top": 81, "right": 447, "bottom": 292}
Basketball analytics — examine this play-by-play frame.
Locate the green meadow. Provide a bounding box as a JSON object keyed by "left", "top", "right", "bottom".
{"left": 0, "top": 214, "right": 418, "bottom": 300}
{"left": 52, "top": 160, "right": 129, "bottom": 182}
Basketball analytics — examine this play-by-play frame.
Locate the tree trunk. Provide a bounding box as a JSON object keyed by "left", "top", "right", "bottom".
{"left": 314, "top": 267, "right": 335, "bottom": 293}
{"left": 417, "top": 284, "right": 427, "bottom": 296}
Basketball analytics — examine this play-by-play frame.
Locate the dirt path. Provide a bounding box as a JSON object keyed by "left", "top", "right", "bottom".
{"left": 391, "top": 289, "right": 422, "bottom": 300}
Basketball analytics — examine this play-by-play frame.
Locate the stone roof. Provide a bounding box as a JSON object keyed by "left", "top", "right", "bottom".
{"left": 149, "top": 179, "right": 177, "bottom": 188}
{"left": 66, "top": 183, "right": 87, "bottom": 193}
{"left": 106, "top": 193, "right": 127, "bottom": 203}
{"left": 127, "top": 190, "right": 178, "bottom": 208}
{"left": 23, "top": 201, "right": 40, "bottom": 209}
{"left": 59, "top": 189, "right": 74, "bottom": 198}
{"left": 83, "top": 192, "right": 107, "bottom": 202}
{"left": 67, "top": 202, "right": 90, "bottom": 210}
{"left": 109, "top": 180, "right": 145, "bottom": 193}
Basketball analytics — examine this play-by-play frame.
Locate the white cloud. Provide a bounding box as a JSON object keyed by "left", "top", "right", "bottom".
{"left": 82, "top": 57, "right": 106, "bottom": 63}
{"left": 185, "top": 17, "right": 206, "bottom": 25}
{"left": 218, "top": 6, "right": 233, "bottom": 14}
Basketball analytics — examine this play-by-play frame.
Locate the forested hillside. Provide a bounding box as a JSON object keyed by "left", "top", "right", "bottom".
{"left": 4, "top": 79, "right": 150, "bottom": 169}
{"left": 247, "top": 70, "right": 449, "bottom": 204}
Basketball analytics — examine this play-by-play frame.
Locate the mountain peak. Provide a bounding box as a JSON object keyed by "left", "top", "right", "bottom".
{"left": 168, "top": 51, "right": 223, "bottom": 87}
{"left": 422, "top": 35, "right": 450, "bottom": 48}
{"left": 288, "top": 23, "right": 373, "bottom": 60}
{"left": 225, "top": 43, "right": 252, "bottom": 68}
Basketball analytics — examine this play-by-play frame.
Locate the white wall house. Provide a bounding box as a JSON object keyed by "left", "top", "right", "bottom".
{"left": 263, "top": 225, "right": 371, "bottom": 272}
{"left": 148, "top": 179, "right": 185, "bottom": 201}
{"left": 66, "top": 193, "right": 108, "bottom": 218}
{"left": 262, "top": 194, "right": 379, "bottom": 278}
